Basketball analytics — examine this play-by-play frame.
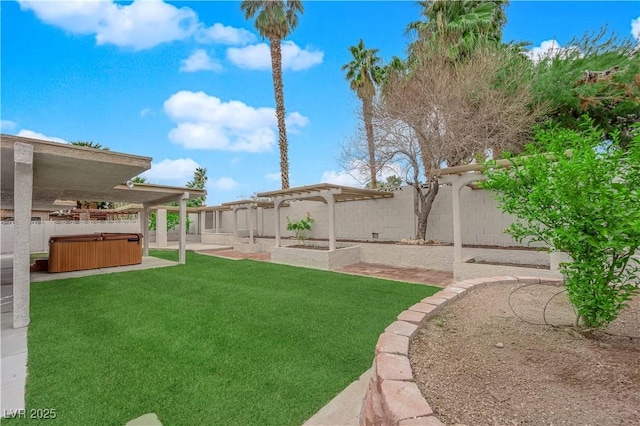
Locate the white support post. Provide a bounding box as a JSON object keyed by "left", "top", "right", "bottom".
{"left": 445, "top": 174, "right": 487, "bottom": 264}
{"left": 257, "top": 207, "right": 264, "bottom": 237}
{"left": 452, "top": 183, "right": 463, "bottom": 264}
{"left": 157, "top": 208, "right": 168, "bottom": 248}
{"left": 325, "top": 195, "right": 336, "bottom": 251}
{"left": 141, "top": 205, "right": 150, "bottom": 256}
{"left": 232, "top": 207, "right": 239, "bottom": 237}
{"left": 274, "top": 198, "right": 282, "bottom": 247}
{"left": 13, "top": 143, "right": 33, "bottom": 328}
{"left": 248, "top": 207, "right": 254, "bottom": 241}
{"left": 215, "top": 210, "right": 221, "bottom": 233}
{"left": 199, "top": 211, "right": 206, "bottom": 235}
{"left": 179, "top": 192, "right": 189, "bottom": 264}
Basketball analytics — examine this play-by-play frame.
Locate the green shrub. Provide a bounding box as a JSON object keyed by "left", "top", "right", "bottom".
{"left": 287, "top": 213, "right": 314, "bottom": 245}
{"left": 149, "top": 212, "right": 191, "bottom": 232}
{"left": 483, "top": 119, "right": 640, "bottom": 329}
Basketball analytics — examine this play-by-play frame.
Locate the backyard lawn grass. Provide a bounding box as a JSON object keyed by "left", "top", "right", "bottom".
{"left": 12, "top": 251, "right": 438, "bottom": 425}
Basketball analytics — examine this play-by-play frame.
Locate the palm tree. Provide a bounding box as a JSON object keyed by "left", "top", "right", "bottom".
{"left": 70, "top": 141, "right": 110, "bottom": 150}
{"left": 131, "top": 176, "right": 147, "bottom": 184}
{"left": 186, "top": 167, "right": 208, "bottom": 207}
{"left": 240, "top": 0, "right": 304, "bottom": 190}
{"left": 342, "top": 40, "right": 384, "bottom": 188}
{"left": 407, "top": 0, "right": 507, "bottom": 61}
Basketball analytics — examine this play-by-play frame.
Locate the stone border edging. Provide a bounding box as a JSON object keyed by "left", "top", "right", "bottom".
{"left": 360, "top": 276, "right": 564, "bottom": 426}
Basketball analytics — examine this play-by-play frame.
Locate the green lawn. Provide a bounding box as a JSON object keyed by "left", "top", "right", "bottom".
{"left": 13, "top": 251, "right": 437, "bottom": 425}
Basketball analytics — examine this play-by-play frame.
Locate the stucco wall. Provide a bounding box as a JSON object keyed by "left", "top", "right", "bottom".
{"left": 203, "top": 185, "right": 528, "bottom": 247}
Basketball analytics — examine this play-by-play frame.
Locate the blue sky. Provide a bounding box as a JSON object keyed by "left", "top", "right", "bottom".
{"left": 2, "top": 1, "right": 639, "bottom": 205}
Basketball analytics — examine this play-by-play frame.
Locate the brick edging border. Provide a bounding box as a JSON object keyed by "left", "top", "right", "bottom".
{"left": 360, "top": 276, "right": 564, "bottom": 426}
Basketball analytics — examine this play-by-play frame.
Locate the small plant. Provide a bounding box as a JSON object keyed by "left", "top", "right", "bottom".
{"left": 287, "top": 213, "right": 314, "bottom": 245}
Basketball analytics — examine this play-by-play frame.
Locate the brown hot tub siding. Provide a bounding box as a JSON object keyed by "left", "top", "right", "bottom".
{"left": 48, "top": 233, "right": 143, "bottom": 273}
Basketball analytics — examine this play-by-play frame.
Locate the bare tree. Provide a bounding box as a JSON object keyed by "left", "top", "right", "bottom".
{"left": 345, "top": 42, "right": 548, "bottom": 240}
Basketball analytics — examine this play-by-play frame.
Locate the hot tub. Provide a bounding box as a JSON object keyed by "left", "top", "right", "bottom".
{"left": 48, "top": 233, "right": 143, "bottom": 273}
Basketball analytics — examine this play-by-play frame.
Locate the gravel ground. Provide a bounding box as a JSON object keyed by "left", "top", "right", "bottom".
{"left": 410, "top": 283, "right": 640, "bottom": 426}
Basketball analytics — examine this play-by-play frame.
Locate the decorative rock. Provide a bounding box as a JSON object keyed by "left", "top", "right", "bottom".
{"left": 435, "top": 290, "right": 458, "bottom": 301}
{"left": 397, "top": 310, "right": 428, "bottom": 325}
{"left": 599, "top": 342, "right": 612, "bottom": 349}
{"left": 376, "top": 332, "right": 410, "bottom": 356}
{"left": 381, "top": 380, "right": 433, "bottom": 423}
{"left": 409, "top": 302, "right": 438, "bottom": 315}
{"left": 399, "top": 416, "right": 445, "bottom": 425}
{"left": 420, "top": 296, "right": 449, "bottom": 307}
{"left": 495, "top": 342, "right": 504, "bottom": 348}
{"left": 376, "top": 353, "right": 413, "bottom": 381}
{"left": 385, "top": 321, "right": 419, "bottom": 338}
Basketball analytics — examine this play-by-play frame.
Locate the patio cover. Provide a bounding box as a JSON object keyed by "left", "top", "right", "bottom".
{"left": 1, "top": 134, "right": 206, "bottom": 328}
{"left": 256, "top": 183, "right": 394, "bottom": 251}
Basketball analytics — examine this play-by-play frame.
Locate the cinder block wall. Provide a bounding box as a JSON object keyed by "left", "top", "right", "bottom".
{"left": 206, "top": 185, "right": 528, "bottom": 247}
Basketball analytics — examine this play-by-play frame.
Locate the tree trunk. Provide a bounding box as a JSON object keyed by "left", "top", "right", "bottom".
{"left": 412, "top": 176, "right": 439, "bottom": 240}
{"left": 362, "top": 96, "right": 378, "bottom": 188}
{"left": 269, "top": 37, "right": 289, "bottom": 189}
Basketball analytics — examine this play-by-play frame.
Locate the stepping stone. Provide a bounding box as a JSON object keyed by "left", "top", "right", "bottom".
{"left": 125, "top": 413, "right": 162, "bottom": 426}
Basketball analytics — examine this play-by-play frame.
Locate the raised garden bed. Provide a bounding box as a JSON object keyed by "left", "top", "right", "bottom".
{"left": 270, "top": 245, "right": 360, "bottom": 270}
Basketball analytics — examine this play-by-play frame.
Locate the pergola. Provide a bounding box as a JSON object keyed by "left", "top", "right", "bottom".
{"left": 221, "top": 199, "right": 276, "bottom": 240}
{"left": 435, "top": 160, "right": 516, "bottom": 264}
{"left": 1, "top": 134, "right": 206, "bottom": 328}
{"left": 198, "top": 205, "right": 231, "bottom": 234}
{"left": 256, "top": 183, "right": 394, "bottom": 251}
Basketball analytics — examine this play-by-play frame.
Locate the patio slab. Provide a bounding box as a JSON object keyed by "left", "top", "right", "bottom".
{"left": 1, "top": 312, "right": 27, "bottom": 416}
{"left": 30, "top": 256, "right": 177, "bottom": 282}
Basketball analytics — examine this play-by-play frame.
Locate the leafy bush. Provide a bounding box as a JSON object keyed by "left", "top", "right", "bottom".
{"left": 483, "top": 119, "right": 640, "bottom": 329}
{"left": 149, "top": 212, "right": 191, "bottom": 232}
{"left": 286, "top": 213, "right": 314, "bottom": 245}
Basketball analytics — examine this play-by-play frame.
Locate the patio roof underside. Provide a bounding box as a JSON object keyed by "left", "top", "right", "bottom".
{"left": 1, "top": 134, "right": 206, "bottom": 210}
{"left": 256, "top": 183, "right": 394, "bottom": 203}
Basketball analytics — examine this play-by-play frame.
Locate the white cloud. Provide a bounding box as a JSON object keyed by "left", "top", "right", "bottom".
{"left": 140, "top": 108, "right": 153, "bottom": 117}
{"left": 208, "top": 177, "right": 240, "bottom": 191}
{"left": 264, "top": 172, "right": 281, "bottom": 181}
{"left": 632, "top": 17, "right": 640, "bottom": 41}
{"left": 17, "top": 129, "right": 67, "bottom": 143}
{"left": 285, "top": 112, "right": 309, "bottom": 134}
{"left": 525, "top": 39, "right": 580, "bottom": 63}
{"left": 321, "top": 170, "right": 362, "bottom": 187}
{"left": 227, "top": 40, "right": 323, "bottom": 71}
{"left": 196, "top": 23, "right": 256, "bottom": 46}
{"left": 141, "top": 158, "right": 200, "bottom": 182}
{"left": 321, "top": 160, "right": 404, "bottom": 188}
{"left": 1, "top": 120, "right": 16, "bottom": 132}
{"left": 18, "top": 0, "right": 198, "bottom": 50}
{"left": 180, "top": 49, "right": 222, "bottom": 73}
{"left": 163, "top": 90, "right": 308, "bottom": 153}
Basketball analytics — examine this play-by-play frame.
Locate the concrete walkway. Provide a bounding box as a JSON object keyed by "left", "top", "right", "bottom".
{"left": 304, "top": 369, "right": 370, "bottom": 426}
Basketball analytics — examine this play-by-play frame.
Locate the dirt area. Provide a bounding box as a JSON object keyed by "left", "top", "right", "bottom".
{"left": 466, "top": 258, "right": 550, "bottom": 270}
{"left": 410, "top": 283, "right": 640, "bottom": 425}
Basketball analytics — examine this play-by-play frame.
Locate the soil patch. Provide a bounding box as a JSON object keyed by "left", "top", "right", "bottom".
{"left": 466, "top": 258, "right": 550, "bottom": 270}
{"left": 288, "top": 245, "right": 330, "bottom": 250}
{"left": 410, "top": 283, "right": 640, "bottom": 425}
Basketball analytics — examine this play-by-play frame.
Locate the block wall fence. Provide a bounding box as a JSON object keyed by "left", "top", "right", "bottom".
{"left": 206, "top": 185, "right": 525, "bottom": 247}
{"left": 1, "top": 185, "right": 527, "bottom": 254}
